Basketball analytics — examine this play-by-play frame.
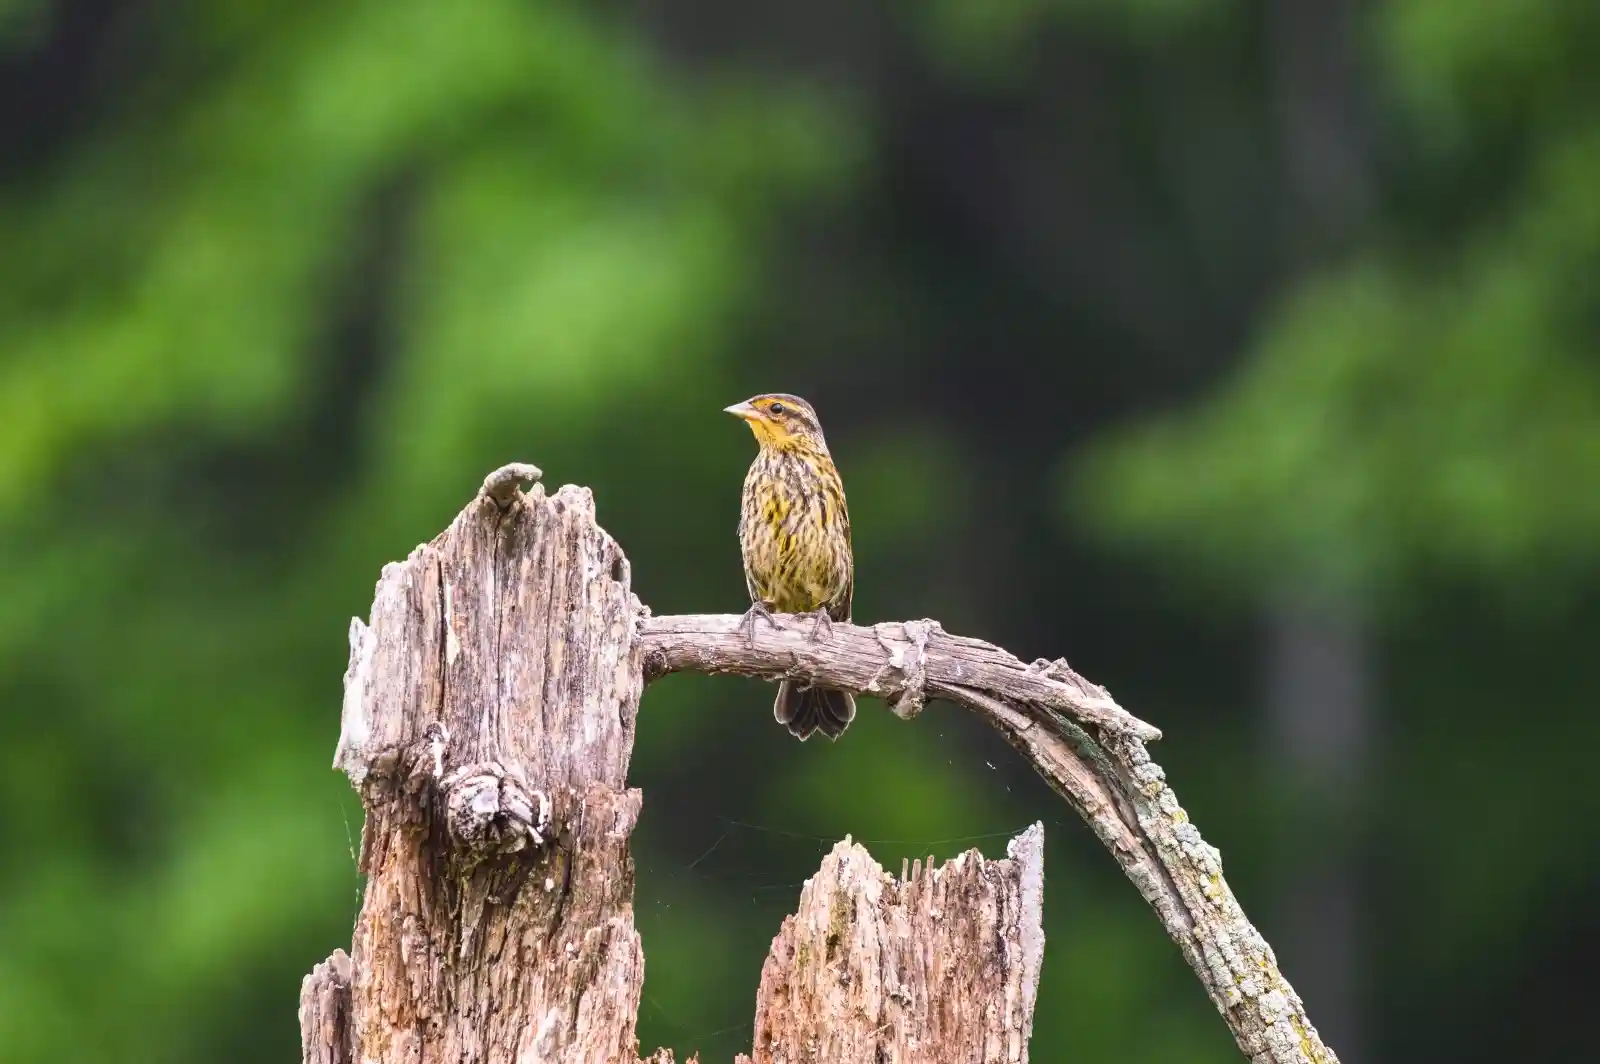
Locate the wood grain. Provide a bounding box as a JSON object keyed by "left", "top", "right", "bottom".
{"left": 641, "top": 613, "right": 1340, "bottom": 1064}
{"left": 302, "top": 464, "right": 1337, "bottom": 1064}
{"left": 737, "top": 825, "right": 1045, "bottom": 1064}
{"left": 331, "top": 468, "right": 653, "bottom": 1064}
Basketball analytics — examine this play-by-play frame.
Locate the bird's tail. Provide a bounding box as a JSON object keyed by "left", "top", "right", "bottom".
{"left": 773, "top": 681, "right": 855, "bottom": 741}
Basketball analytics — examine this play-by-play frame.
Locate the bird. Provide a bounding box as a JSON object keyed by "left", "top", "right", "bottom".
{"left": 724, "top": 392, "right": 856, "bottom": 741}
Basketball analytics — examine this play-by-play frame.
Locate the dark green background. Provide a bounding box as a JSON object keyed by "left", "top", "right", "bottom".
{"left": 3, "top": 1, "right": 1596, "bottom": 1061}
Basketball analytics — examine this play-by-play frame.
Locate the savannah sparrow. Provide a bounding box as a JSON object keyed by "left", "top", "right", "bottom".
{"left": 724, "top": 392, "right": 855, "bottom": 740}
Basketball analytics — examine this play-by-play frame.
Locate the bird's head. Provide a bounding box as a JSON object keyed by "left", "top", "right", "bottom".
{"left": 724, "top": 393, "right": 828, "bottom": 452}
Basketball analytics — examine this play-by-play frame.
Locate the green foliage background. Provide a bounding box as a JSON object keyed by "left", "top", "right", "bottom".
{"left": 2, "top": 2, "right": 1595, "bottom": 1061}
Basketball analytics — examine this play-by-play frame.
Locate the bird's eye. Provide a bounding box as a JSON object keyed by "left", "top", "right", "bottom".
{"left": 768, "top": 402, "right": 786, "bottom": 416}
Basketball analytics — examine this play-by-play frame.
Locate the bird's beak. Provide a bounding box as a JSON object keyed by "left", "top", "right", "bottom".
{"left": 724, "top": 400, "right": 759, "bottom": 422}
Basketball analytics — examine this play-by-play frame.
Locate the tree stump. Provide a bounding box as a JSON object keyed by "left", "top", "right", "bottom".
{"left": 314, "top": 468, "right": 651, "bottom": 1063}
{"left": 740, "top": 827, "right": 1045, "bottom": 1064}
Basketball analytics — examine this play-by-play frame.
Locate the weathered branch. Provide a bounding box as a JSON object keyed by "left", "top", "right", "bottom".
{"left": 642, "top": 614, "right": 1159, "bottom": 741}
{"left": 641, "top": 614, "right": 1340, "bottom": 1064}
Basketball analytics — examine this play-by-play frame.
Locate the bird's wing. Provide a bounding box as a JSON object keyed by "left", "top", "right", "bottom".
{"left": 737, "top": 478, "right": 762, "bottom": 605}
{"left": 833, "top": 500, "right": 853, "bottom": 623}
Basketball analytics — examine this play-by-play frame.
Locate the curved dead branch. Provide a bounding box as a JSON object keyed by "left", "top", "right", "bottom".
{"left": 640, "top": 612, "right": 1340, "bottom": 1064}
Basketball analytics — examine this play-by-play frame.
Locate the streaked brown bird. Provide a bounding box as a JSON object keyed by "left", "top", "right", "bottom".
{"left": 725, "top": 392, "right": 856, "bottom": 740}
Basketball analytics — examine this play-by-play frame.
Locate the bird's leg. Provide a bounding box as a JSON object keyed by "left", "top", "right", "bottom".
{"left": 805, "top": 608, "right": 835, "bottom": 644}
{"left": 739, "top": 600, "right": 776, "bottom": 648}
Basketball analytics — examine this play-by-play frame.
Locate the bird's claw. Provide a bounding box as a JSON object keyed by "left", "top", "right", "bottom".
{"left": 740, "top": 601, "right": 776, "bottom": 648}
{"left": 806, "top": 609, "right": 835, "bottom": 644}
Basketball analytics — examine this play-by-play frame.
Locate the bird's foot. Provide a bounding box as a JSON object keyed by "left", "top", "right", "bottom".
{"left": 739, "top": 601, "right": 776, "bottom": 648}
{"left": 805, "top": 609, "right": 836, "bottom": 644}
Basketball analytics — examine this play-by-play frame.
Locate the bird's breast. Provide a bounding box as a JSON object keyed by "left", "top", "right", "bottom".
{"left": 739, "top": 448, "right": 851, "bottom": 613}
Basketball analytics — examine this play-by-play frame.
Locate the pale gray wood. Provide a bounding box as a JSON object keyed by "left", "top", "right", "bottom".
{"left": 299, "top": 949, "right": 352, "bottom": 1064}
{"left": 640, "top": 613, "right": 1340, "bottom": 1064}
{"left": 331, "top": 466, "right": 652, "bottom": 1064}
{"left": 304, "top": 463, "right": 1335, "bottom": 1064}
{"left": 734, "top": 824, "right": 1046, "bottom": 1064}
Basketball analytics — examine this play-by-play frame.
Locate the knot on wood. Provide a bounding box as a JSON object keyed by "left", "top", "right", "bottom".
{"left": 480, "top": 462, "right": 544, "bottom": 510}
{"left": 880, "top": 619, "right": 937, "bottom": 720}
{"left": 642, "top": 644, "right": 669, "bottom": 684}
{"left": 441, "top": 762, "right": 552, "bottom": 855}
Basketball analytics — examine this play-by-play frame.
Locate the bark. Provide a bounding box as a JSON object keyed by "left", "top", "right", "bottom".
{"left": 642, "top": 615, "right": 1340, "bottom": 1064}
{"left": 299, "top": 949, "right": 352, "bottom": 1064}
{"left": 303, "top": 464, "right": 1338, "bottom": 1064}
{"left": 318, "top": 464, "right": 656, "bottom": 1064}
{"left": 736, "top": 825, "right": 1046, "bottom": 1064}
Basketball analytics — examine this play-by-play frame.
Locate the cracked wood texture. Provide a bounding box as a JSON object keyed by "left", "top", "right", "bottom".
{"left": 302, "top": 466, "right": 1046, "bottom": 1064}
{"left": 642, "top": 615, "right": 1340, "bottom": 1064}
{"left": 300, "top": 950, "right": 352, "bottom": 1064}
{"left": 302, "top": 463, "right": 1331, "bottom": 1064}
{"left": 306, "top": 467, "right": 666, "bottom": 1064}
{"left": 735, "top": 824, "right": 1046, "bottom": 1064}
